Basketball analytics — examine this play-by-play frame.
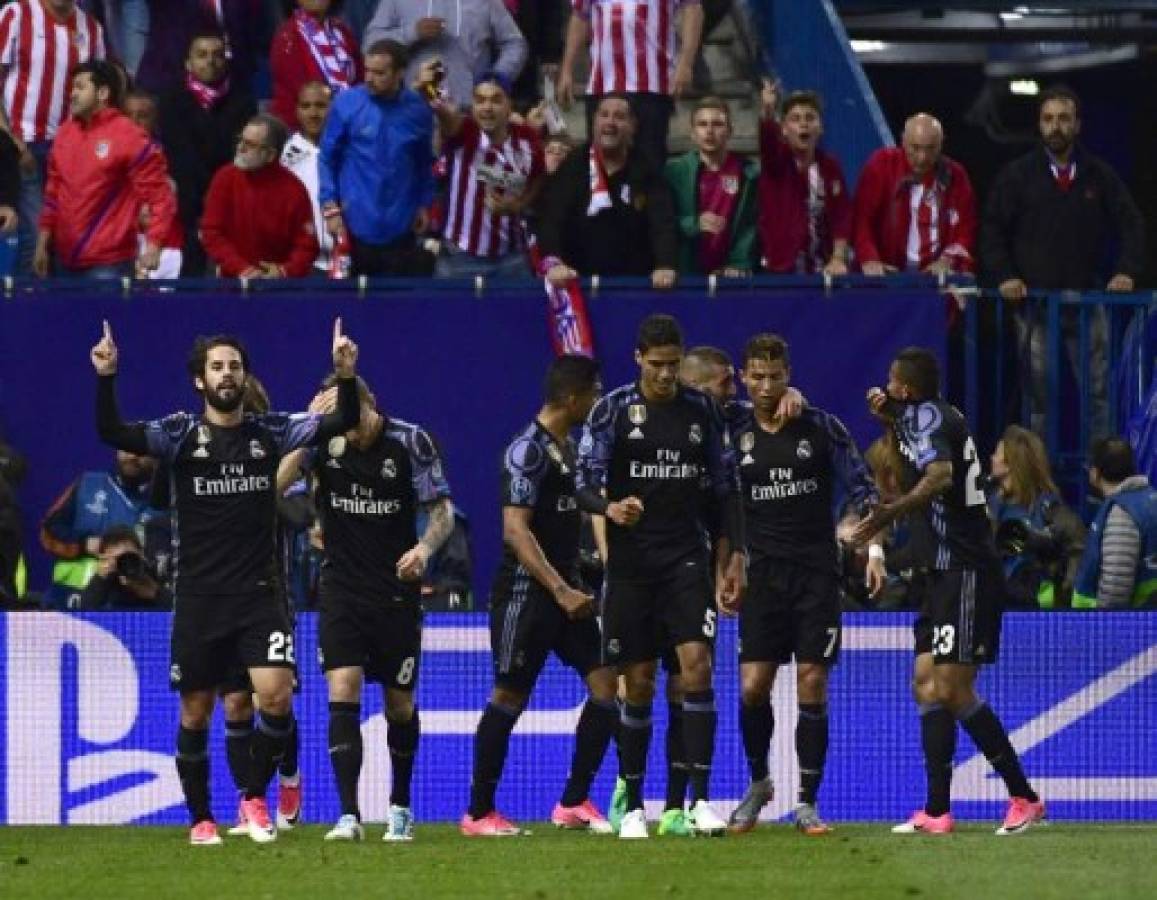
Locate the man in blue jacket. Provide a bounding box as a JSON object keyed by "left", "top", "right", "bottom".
{"left": 1074, "top": 437, "right": 1157, "bottom": 608}
{"left": 319, "top": 39, "right": 434, "bottom": 276}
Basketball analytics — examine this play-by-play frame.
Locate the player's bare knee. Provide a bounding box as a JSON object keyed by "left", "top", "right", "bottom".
{"left": 179, "top": 692, "right": 214, "bottom": 729}
{"left": 586, "top": 667, "right": 618, "bottom": 704}
{"left": 622, "top": 671, "right": 656, "bottom": 706}
{"left": 739, "top": 665, "right": 772, "bottom": 706}
{"left": 385, "top": 689, "right": 415, "bottom": 722}
{"left": 796, "top": 664, "right": 828, "bottom": 705}
{"left": 220, "top": 691, "right": 253, "bottom": 721}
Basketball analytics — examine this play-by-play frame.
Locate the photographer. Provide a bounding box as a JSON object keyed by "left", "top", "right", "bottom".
{"left": 988, "top": 425, "right": 1085, "bottom": 608}
{"left": 78, "top": 526, "right": 171, "bottom": 611}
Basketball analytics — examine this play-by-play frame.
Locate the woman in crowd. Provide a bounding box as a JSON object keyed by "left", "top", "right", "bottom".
{"left": 988, "top": 425, "right": 1086, "bottom": 608}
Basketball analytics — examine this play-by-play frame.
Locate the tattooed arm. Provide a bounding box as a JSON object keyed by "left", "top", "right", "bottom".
{"left": 397, "top": 497, "right": 454, "bottom": 582}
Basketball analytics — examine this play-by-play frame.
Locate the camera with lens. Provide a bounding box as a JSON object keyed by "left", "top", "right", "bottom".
{"left": 995, "top": 516, "right": 1063, "bottom": 562}
{"left": 115, "top": 550, "right": 151, "bottom": 581}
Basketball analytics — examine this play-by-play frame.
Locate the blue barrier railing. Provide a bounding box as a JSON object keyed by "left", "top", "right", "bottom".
{"left": 964, "top": 290, "right": 1157, "bottom": 503}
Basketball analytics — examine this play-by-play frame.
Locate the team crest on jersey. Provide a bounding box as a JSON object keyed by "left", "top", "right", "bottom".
{"left": 796, "top": 439, "right": 813, "bottom": 460}
{"left": 832, "top": 181, "right": 841, "bottom": 196}
{"left": 249, "top": 440, "right": 265, "bottom": 460}
{"left": 381, "top": 458, "right": 397, "bottom": 480}
{"left": 740, "top": 432, "right": 755, "bottom": 454}
{"left": 328, "top": 436, "right": 347, "bottom": 458}
{"left": 95, "top": 140, "right": 110, "bottom": 159}
{"left": 628, "top": 404, "right": 647, "bottom": 426}
{"left": 689, "top": 423, "right": 702, "bottom": 445}
{"left": 722, "top": 175, "right": 739, "bottom": 195}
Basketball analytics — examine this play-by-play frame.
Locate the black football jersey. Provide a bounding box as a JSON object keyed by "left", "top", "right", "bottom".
{"left": 893, "top": 399, "right": 998, "bottom": 569}
{"left": 312, "top": 418, "right": 451, "bottom": 595}
{"left": 493, "top": 419, "right": 581, "bottom": 591}
{"left": 733, "top": 407, "right": 877, "bottom": 571}
{"left": 144, "top": 411, "right": 325, "bottom": 596}
{"left": 578, "top": 382, "right": 738, "bottom": 578}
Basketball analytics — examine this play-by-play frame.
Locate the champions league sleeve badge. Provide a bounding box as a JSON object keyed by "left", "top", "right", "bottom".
{"left": 193, "top": 425, "right": 211, "bottom": 458}
{"left": 740, "top": 431, "right": 755, "bottom": 465}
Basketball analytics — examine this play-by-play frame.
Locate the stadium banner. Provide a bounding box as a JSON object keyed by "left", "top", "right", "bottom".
{"left": 0, "top": 287, "right": 944, "bottom": 601}
{"left": 2, "top": 611, "right": 1154, "bottom": 826}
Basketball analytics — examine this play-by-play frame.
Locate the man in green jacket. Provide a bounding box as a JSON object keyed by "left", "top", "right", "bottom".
{"left": 665, "top": 97, "right": 759, "bottom": 276}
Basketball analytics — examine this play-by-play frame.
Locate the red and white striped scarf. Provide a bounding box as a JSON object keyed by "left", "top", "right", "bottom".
{"left": 587, "top": 145, "right": 612, "bottom": 217}
{"left": 294, "top": 10, "right": 355, "bottom": 92}
{"left": 185, "top": 72, "right": 231, "bottom": 110}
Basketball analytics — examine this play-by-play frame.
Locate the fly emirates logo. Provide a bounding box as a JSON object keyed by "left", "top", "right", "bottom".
{"left": 629, "top": 448, "right": 700, "bottom": 480}
{"left": 332, "top": 483, "right": 401, "bottom": 516}
{"left": 193, "top": 463, "right": 270, "bottom": 496}
{"left": 751, "top": 467, "right": 818, "bottom": 502}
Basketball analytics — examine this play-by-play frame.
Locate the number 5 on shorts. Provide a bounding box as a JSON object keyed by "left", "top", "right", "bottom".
{"left": 703, "top": 608, "right": 717, "bottom": 639}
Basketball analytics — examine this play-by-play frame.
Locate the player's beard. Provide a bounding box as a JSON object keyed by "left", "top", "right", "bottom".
{"left": 203, "top": 380, "right": 245, "bottom": 413}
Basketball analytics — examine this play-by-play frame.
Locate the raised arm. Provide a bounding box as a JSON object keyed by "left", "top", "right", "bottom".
{"left": 92, "top": 321, "right": 151, "bottom": 455}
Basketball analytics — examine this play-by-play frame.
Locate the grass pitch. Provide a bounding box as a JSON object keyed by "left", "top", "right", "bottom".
{"left": 1, "top": 823, "right": 1155, "bottom": 899}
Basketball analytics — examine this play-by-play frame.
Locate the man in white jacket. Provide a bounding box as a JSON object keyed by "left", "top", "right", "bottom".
{"left": 281, "top": 80, "right": 335, "bottom": 277}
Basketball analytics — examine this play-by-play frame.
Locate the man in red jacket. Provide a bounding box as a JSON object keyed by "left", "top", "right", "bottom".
{"left": 200, "top": 113, "right": 319, "bottom": 278}
{"left": 851, "top": 114, "right": 976, "bottom": 277}
{"left": 34, "top": 60, "right": 175, "bottom": 279}
{"left": 757, "top": 79, "right": 851, "bottom": 275}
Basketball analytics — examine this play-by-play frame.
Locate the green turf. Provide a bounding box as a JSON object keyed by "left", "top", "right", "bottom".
{"left": 1, "top": 824, "right": 1155, "bottom": 899}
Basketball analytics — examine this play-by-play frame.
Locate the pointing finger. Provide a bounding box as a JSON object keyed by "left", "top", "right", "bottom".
{"left": 333, "top": 317, "right": 343, "bottom": 344}
{"left": 103, "top": 319, "right": 112, "bottom": 341}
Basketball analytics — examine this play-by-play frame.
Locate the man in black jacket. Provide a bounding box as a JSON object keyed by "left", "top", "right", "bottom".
{"left": 158, "top": 31, "right": 257, "bottom": 277}
{"left": 536, "top": 94, "right": 678, "bottom": 290}
{"left": 980, "top": 85, "right": 1145, "bottom": 439}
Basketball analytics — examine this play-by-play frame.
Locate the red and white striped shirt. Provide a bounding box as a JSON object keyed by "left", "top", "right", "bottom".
{"left": 442, "top": 117, "right": 544, "bottom": 259}
{"left": 574, "top": 0, "right": 696, "bottom": 96}
{"left": 0, "top": 0, "right": 105, "bottom": 143}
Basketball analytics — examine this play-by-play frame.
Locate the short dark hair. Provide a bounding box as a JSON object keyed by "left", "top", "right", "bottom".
{"left": 71, "top": 59, "right": 123, "bottom": 108}
{"left": 281, "top": 0, "right": 343, "bottom": 14}
{"left": 783, "top": 89, "right": 823, "bottom": 118}
{"left": 742, "top": 333, "right": 790, "bottom": 367}
{"left": 1039, "top": 84, "right": 1081, "bottom": 118}
{"left": 366, "top": 38, "right": 408, "bottom": 71}
{"left": 691, "top": 96, "right": 731, "bottom": 127}
{"left": 544, "top": 354, "right": 601, "bottom": 405}
{"left": 124, "top": 87, "right": 157, "bottom": 109}
{"left": 893, "top": 347, "right": 941, "bottom": 400}
{"left": 248, "top": 113, "right": 289, "bottom": 156}
{"left": 186, "top": 30, "right": 227, "bottom": 60}
{"left": 595, "top": 92, "right": 636, "bottom": 119}
{"left": 99, "top": 524, "right": 142, "bottom": 553}
{"left": 187, "top": 335, "right": 250, "bottom": 380}
{"left": 685, "top": 345, "right": 732, "bottom": 369}
{"left": 1091, "top": 437, "right": 1136, "bottom": 483}
{"left": 636, "top": 314, "right": 683, "bottom": 352}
